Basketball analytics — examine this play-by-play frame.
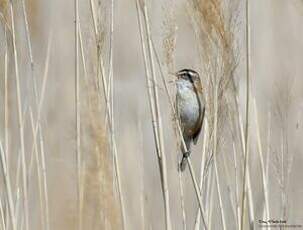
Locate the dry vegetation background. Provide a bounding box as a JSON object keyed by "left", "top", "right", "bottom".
{"left": 0, "top": 0, "right": 303, "bottom": 230}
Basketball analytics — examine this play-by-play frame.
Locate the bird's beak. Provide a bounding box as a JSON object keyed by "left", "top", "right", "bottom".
{"left": 168, "top": 79, "right": 175, "bottom": 84}
{"left": 167, "top": 72, "right": 177, "bottom": 84}
{"left": 168, "top": 71, "right": 179, "bottom": 78}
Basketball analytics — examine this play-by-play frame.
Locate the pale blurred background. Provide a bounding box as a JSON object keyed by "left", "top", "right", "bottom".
{"left": 0, "top": 0, "right": 303, "bottom": 229}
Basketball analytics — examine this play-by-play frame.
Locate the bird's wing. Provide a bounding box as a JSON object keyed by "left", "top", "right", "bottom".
{"left": 193, "top": 82, "right": 205, "bottom": 145}
{"left": 193, "top": 104, "right": 205, "bottom": 144}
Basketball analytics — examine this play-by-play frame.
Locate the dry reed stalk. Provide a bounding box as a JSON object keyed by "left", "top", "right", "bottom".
{"left": 112, "top": 145, "right": 125, "bottom": 229}
{"left": 200, "top": 122, "right": 209, "bottom": 187}
{"left": 0, "top": 142, "right": 16, "bottom": 230}
{"left": 105, "top": 0, "right": 114, "bottom": 129}
{"left": 79, "top": 160, "right": 86, "bottom": 230}
{"left": 140, "top": 192, "right": 145, "bottom": 230}
{"left": 143, "top": 11, "right": 173, "bottom": 230}
{"left": 78, "top": 22, "right": 88, "bottom": 83}
{"left": 232, "top": 83, "right": 255, "bottom": 228}
{"left": 37, "top": 33, "right": 53, "bottom": 230}
{"left": 194, "top": 121, "right": 209, "bottom": 230}
{"left": 89, "top": 0, "right": 99, "bottom": 43}
{"left": 0, "top": 196, "right": 5, "bottom": 230}
{"left": 9, "top": 2, "right": 29, "bottom": 229}
{"left": 74, "top": 1, "right": 82, "bottom": 230}
{"left": 205, "top": 154, "right": 214, "bottom": 222}
{"left": 14, "top": 187, "right": 22, "bottom": 230}
{"left": 29, "top": 110, "right": 45, "bottom": 230}
{"left": 222, "top": 144, "right": 237, "bottom": 225}
{"left": 23, "top": 31, "right": 52, "bottom": 230}
{"left": 102, "top": 34, "right": 126, "bottom": 230}
{"left": 253, "top": 98, "right": 270, "bottom": 222}
{"left": 279, "top": 132, "right": 286, "bottom": 220}
{"left": 106, "top": 4, "right": 125, "bottom": 229}
{"left": 135, "top": 4, "right": 161, "bottom": 228}
{"left": 11, "top": 147, "right": 21, "bottom": 230}
{"left": 178, "top": 171, "right": 186, "bottom": 230}
{"left": 38, "top": 124, "right": 49, "bottom": 230}
{"left": 21, "top": 1, "right": 52, "bottom": 229}
{"left": 14, "top": 149, "right": 22, "bottom": 193}
{"left": 140, "top": 192, "right": 145, "bottom": 229}
{"left": 20, "top": 0, "right": 35, "bottom": 180}
{"left": 237, "top": 110, "right": 255, "bottom": 227}
{"left": 188, "top": 159, "right": 209, "bottom": 230}
{"left": 265, "top": 110, "right": 271, "bottom": 190}
{"left": 3, "top": 27, "right": 10, "bottom": 228}
{"left": 240, "top": 0, "right": 251, "bottom": 229}
{"left": 135, "top": 1, "right": 172, "bottom": 229}
{"left": 222, "top": 114, "right": 239, "bottom": 227}
{"left": 89, "top": 1, "right": 126, "bottom": 228}
{"left": 14, "top": 188, "right": 21, "bottom": 229}
{"left": 78, "top": 21, "right": 88, "bottom": 230}
{"left": 4, "top": 27, "right": 9, "bottom": 171}
{"left": 142, "top": 3, "right": 167, "bottom": 166}
{"left": 213, "top": 84, "right": 227, "bottom": 230}
{"left": 261, "top": 109, "right": 271, "bottom": 226}
{"left": 21, "top": 0, "right": 34, "bottom": 71}
{"left": 207, "top": 172, "right": 215, "bottom": 230}
{"left": 137, "top": 120, "right": 146, "bottom": 230}
{"left": 272, "top": 79, "right": 294, "bottom": 222}
{"left": 232, "top": 142, "right": 240, "bottom": 230}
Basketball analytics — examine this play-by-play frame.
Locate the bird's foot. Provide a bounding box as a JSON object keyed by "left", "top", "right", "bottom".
{"left": 183, "top": 151, "right": 190, "bottom": 158}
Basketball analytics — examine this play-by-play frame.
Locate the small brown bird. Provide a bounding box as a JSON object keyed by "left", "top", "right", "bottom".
{"left": 175, "top": 69, "right": 205, "bottom": 171}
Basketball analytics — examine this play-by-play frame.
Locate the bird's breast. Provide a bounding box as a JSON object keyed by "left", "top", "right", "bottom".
{"left": 176, "top": 85, "right": 200, "bottom": 136}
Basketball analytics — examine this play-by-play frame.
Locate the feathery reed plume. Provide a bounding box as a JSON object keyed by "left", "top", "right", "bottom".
{"left": 89, "top": 1, "right": 126, "bottom": 228}
{"left": 162, "top": 0, "right": 177, "bottom": 73}
{"left": 188, "top": 0, "right": 242, "bottom": 228}
{"left": 188, "top": 0, "right": 240, "bottom": 135}
{"left": 272, "top": 76, "right": 295, "bottom": 222}
{"left": 81, "top": 77, "right": 121, "bottom": 229}
{"left": 81, "top": 1, "right": 126, "bottom": 229}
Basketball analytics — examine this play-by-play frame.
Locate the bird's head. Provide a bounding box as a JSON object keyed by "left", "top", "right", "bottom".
{"left": 175, "top": 69, "right": 200, "bottom": 83}
{"left": 175, "top": 69, "right": 202, "bottom": 92}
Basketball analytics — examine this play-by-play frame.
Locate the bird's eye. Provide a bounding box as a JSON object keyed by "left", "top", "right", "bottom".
{"left": 176, "top": 69, "right": 199, "bottom": 81}
{"left": 181, "top": 74, "right": 189, "bottom": 80}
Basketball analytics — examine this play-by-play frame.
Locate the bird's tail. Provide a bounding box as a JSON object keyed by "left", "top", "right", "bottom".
{"left": 179, "top": 154, "right": 188, "bottom": 172}
{"left": 179, "top": 139, "right": 191, "bottom": 172}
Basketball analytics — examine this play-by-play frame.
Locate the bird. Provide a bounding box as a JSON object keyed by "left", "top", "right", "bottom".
{"left": 175, "top": 68, "right": 205, "bottom": 171}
